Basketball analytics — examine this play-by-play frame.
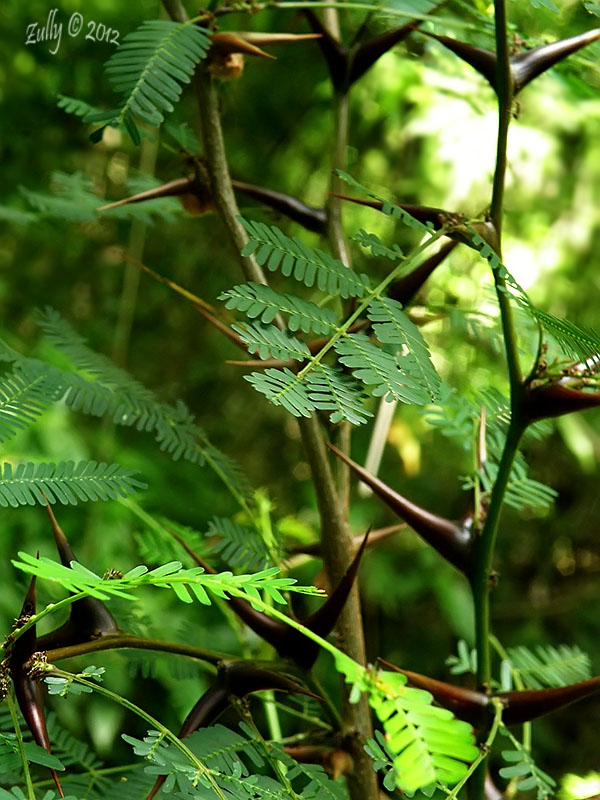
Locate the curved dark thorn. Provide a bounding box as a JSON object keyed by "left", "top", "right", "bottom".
{"left": 100, "top": 175, "right": 326, "bottom": 234}
{"left": 36, "top": 505, "right": 120, "bottom": 650}
{"left": 512, "top": 29, "right": 600, "bottom": 92}
{"left": 389, "top": 240, "right": 458, "bottom": 306}
{"left": 422, "top": 28, "right": 600, "bottom": 96}
{"left": 349, "top": 22, "right": 419, "bottom": 86}
{"left": 423, "top": 32, "right": 498, "bottom": 89}
{"left": 233, "top": 180, "right": 327, "bottom": 234}
{"left": 10, "top": 574, "right": 64, "bottom": 797}
{"left": 167, "top": 527, "right": 368, "bottom": 669}
{"left": 379, "top": 659, "right": 490, "bottom": 729}
{"left": 497, "top": 677, "right": 600, "bottom": 725}
{"left": 523, "top": 384, "right": 600, "bottom": 423}
{"left": 326, "top": 443, "right": 473, "bottom": 574}
{"left": 303, "top": 10, "right": 349, "bottom": 91}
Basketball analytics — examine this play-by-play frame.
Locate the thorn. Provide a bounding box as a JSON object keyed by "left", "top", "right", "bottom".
{"left": 498, "top": 677, "right": 600, "bottom": 724}
{"left": 326, "top": 442, "right": 473, "bottom": 574}
{"left": 523, "top": 383, "right": 600, "bottom": 422}
{"left": 37, "top": 505, "right": 120, "bottom": 650}
{"left": 10, "top": 572, "right": 64, "bottom": 796}
{"left": 165, "top": 526, "right": 368, "bottom": 669}
{"left": 146, "top": 661, "right": 318, "bottom": 800}
{"left": 389, "top": 240, "right": 458, "bottom": 306}
{"left": 379, "top": 659, "right": 490, "bottom": 729}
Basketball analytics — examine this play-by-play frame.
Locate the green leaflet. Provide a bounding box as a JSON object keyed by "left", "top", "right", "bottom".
{"left": 220, "top": 282, "right": 337, "bottom": 336}
{"left": 0, "top": 365, "right": 59, "bottom": 444}
{"left": 426, "top": 385, "right": 557, "bottom": 512}
{"left": 56, "top": 94, "right": 104, "bottom": 121}
{"left": 91, "top": 20, "right": 211, "bottom": 144}
{"left": 336, "top": 170, "right": 436, "bottom": 235}
{"left": 506, "top": 644, "right": 591, "bottom": 690}
{"left": 367, "top": 297, "right": 441, "bottom": 399}
{"left": 334, "top": 334, "right": 432, "bottom": 405}
{"left": 232, "top": 322, "right": 311, "bottom": 362}
{"left": 11, "top": 553, "right": 323, "bottom": 605}
{"left": 208, "top": 516, "right": 276, "bottom": 572}
{"left": 0, "top": 461, "right": 146, "bottom": 507}
{"left": 468, "top": 230, "right": 600, "bottom": 367}
{"left": 239, "top": 218, "right": 372, "bottom": 298}
{"left": 306, "top": 364, "right": 372, "bottom": 425}
{"left": 337, "top": 664, "right": 479, "bottom": 793}
{"left": 499, "top": 728, "right": 556, "bottom": 799}
{"left": 245, "top": 365, "right": 371, "bottom": 425}
{"left": 352, "top": 229, "right": 404, "bottom": 261}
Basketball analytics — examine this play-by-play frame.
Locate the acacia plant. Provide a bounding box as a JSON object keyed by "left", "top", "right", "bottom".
{"left": 1, "top": 1, "right": 600, "bottom": 799}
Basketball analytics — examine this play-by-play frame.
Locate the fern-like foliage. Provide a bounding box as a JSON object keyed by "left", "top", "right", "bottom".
{"left": 336, "top": 170, "right": 436, "bottom": 235}
{"left": 471, "top": 458, "right": 558, "bottom": 513}
{"left": 12, "top": 553, "right": 323, "bottom": 607}
{"left": 208, "top": 517, "right": 276, "bottom": 572}
{"left": 57, "top": 94, "right": 104, "bottom": 121}
{"left": 336, "top": 656, "right": 479, "bottom": 793}
{"left": 506, "top": 644, "right": 591, "bottom": 689}
{"left": 232, "top": 322, "right": 311, "bottom": 362}
{"left": 239, "top": 218, "right": 372, "bottom": 299}
{"left": 220, "top": 282, "right": 337, "bottom": 335}
{"left": 307, "top": 365, "right": 372, "bottom": 425}
{"left": 21, "top": 308, "right": 250, "bottom": 498}
{"left": 123, "top": 723, "right": 345, "bottom": 800}
{"left": 445, "top": 639, "right": 478, "bottom": 676}
{"left": 352, "top": 229, "right": 404, "bottom": 261}
{"left": 426, "top": 385, "right": 557, "bottom": 512}
{"left": 334, "top": 334, "right": 432, "bottom": 404}
{"left": 245, "top": 365, "right": 372, "bottom": 424}
{"left": 245, "top": 367, "right": 317, "bottom": 418}
{"left": 499, "top": 727, "right": 556, "bottom": 799}
{"left": 226, "top": 199, "right": 444, "bottom": 424}
{"left": 0, "top": 461, "right": 146, "bottom": 507}
{"left": 367, "top": 297, "right": 441, "bottom": 399}
{"left": 0, "top": 365, "right": 59, "bottom": 443}
{"left": 91, "top": 20, "right": 211, "bottom": 145}
{"left": 20, "top": 170, "right": 181, "bottom": 224}
{"left": 469, "top": 234, "right": 600, "bottom": 366}
{"left": 21, "top": 172, "right": 101, "bottom": 222}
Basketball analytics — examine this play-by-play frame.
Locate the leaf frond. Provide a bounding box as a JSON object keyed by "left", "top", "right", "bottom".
{"left": 102, "top": 20, "right": 211, "bottom": 142}
{"left": 220, "top": 282, "right": 338, "bottom": 335}
{"left": 506, "top": 644, "right": 591, "bottom": 690}
{"left": 0, "top": 461, "right": 146, "bottom": 507}
{"left": 499, "top": 727, "right": 556, "bottom": 799}
{"left": 232, "top": 322, "right": 311, "bottom": 362}
{"left": 334, "top": 334, "right": 432, "bottom": 405}
{"left": 367, "top": 297, "right": 441, "bottom": 399}
{"left": 239, "top": 218, "right": 372, "bottom": 298}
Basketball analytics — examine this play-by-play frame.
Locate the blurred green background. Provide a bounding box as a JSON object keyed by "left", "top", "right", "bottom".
{"left": 2, "top": 0, "right": 600, "bottom": 794}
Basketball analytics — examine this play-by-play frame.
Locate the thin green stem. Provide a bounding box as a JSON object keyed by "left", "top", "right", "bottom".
{"left": 46, "top": 666, "right": 229, "bottom": 800}
{"left": 490, "top": 635, "right": 531, "bottom": 751}
{"left": 472, "top": 420, "right": 524, "bottom": 690}
{"left": 470, "top": 17, "right": 525, "bottom": 800}
{"left": 6, "top": 691, "right": 36, "bottom": 800}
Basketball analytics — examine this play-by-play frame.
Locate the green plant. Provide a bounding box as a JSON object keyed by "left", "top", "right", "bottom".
{"left": 2, "top": 1, "right": 600, "bottom": 800}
